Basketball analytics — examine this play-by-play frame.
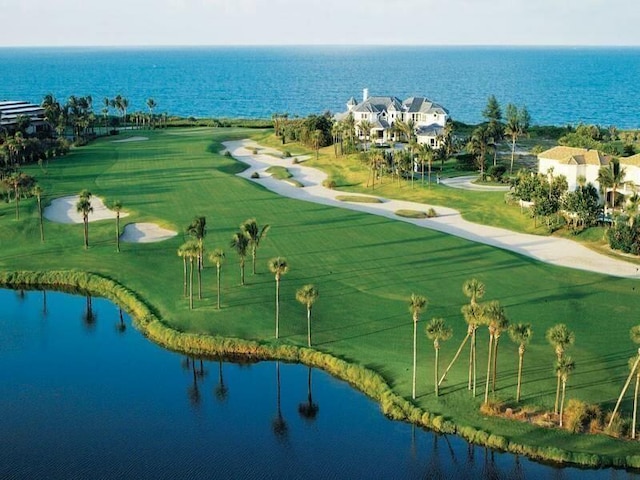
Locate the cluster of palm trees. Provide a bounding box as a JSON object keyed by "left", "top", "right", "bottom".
{"left": 177, "top": 217, "right": 320, "bottom": 345}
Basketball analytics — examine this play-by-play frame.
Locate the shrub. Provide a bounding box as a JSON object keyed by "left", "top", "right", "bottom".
{"left": 323, "top": 179, "right": 336, "bottom": 189}
{"left": 563, "top": 399, "right": 588, "bottom": 433}
{"left": 426, "top": 208, "right": 437, "bottom": 218}
{"left": 282, "top": 150, "right": 292, "bottom": 158}
{"left": 292, "top": 158, "right": 300, "bottom": 164}
{"left": 252, "top": 148, "right": 258, "bottom": 155}
{"left": 250, "top": 172, "right": 260, "bottom": 179}
{"left": 223, "top": 150, "right": 232, "bottom": 157}
{"left": 487, "top": 164, "right": 507, "bottom": 182}
{"left": 604, "top": 412, "right": 629, "bottom": 438}
{"left": 480, "top": 398, "right": 504, "bottom": 416}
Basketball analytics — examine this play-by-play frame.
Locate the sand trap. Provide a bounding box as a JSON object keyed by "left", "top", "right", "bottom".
{"left": 120, "top": 223, "right": 177, "bottom": 243}
{"left": 111, "top": 136, "right": 149, "bottom": 143}
{"left": 44, "top": 195, "right": 129, "bottom": 224}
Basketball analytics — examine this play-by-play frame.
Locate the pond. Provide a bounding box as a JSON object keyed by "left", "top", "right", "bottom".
{"left": 0, "top": 289, "right": 637, "bottom": 479}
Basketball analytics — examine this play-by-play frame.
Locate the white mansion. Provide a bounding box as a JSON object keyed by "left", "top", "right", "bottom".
{"left": 335, "top": 89, "right": 449, "bottom": 147}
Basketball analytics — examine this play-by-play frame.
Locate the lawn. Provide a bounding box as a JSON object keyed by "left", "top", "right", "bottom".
{"left": 4, "top": 127, "right": 640, "bottom": 463}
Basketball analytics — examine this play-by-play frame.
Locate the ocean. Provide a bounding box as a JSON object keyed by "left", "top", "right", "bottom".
{"left": 1, "top": 46, "right": 639, "bottom": 128}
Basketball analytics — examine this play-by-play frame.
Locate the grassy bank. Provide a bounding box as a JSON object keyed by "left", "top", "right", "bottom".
{"left": 2, "top": 127, "right": 640, "bottom": 467}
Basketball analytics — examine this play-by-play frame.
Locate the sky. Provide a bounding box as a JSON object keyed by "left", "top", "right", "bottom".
{"left": 1, "top": 0, "right": 639, "bottom": 47}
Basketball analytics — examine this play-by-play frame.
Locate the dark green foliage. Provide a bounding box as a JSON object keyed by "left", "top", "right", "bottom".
{"left": 487, "top": 164, "right": 507, "bottom": 182}
{"left": 561, "top": 183, "right": 601, "bottom": 232}
{"left": 607, "top": 216, "right": 640, "bottom": 254}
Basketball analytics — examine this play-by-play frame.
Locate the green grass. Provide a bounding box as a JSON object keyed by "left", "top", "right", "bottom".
{"left": 335, "top": 195, "right": 383, "bottom": 203}
{"left": 3, "top": 127, "right": 640, "bottom": 466}
{"left": 395, "top": 209, "right": 428, "bottom": 219}
{"left": 266, "top": 165, "right": 293, "bottom": 179}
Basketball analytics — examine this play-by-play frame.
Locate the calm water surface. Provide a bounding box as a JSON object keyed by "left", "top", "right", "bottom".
{"left": 0, "top": 288, "right": 638, "bottom": 479}
{"left": 1, "top": 46, "right": 639, "bottom": 127}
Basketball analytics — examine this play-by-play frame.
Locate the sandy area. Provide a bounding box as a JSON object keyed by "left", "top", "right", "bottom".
{"left": 120, "top": 223, "right": 177, "bottom": 243}
{"left": 223, "top": 139, "right": 640, "bottom": 279}
{"left": 44, "top": 195, "right": 129, "bottom": 224}
{"left": 111, "top": 136, "right": 149, "bottom": 143}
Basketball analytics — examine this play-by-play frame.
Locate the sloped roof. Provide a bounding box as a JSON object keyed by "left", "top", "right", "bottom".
{"left": 538, "top": 146, "right": 609, "bottom": 166}
{"left": 621, "top": 154, "right": 640, "bottom": 167}
{"left": 346, "top": 97, "right": 357, "bottom": 106}
{"left": 352, "top": 96, "right": 403, "bottom": 114}
{"left": 416, "top": 124, "right": 444, "bottom": 137}
{"left": 402, "top": 97, "right": 449, "bottom": 115}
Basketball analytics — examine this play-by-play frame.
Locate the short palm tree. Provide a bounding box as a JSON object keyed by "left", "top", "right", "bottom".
{"left": 269, "top": 257, "right": 289, "bottom": 339}
{"left": 209, "top": 248, "right": 225, "bottom": 310}
{"left": 597, "top": 159, "right": 626, "bottom": 210}
{"left": 230, "top": 231, "right": 249, "bottom": 286}
{"left": 33, "top": 184, "right": 44, "bottom": 242}
{"left": 409, "top": 293, "right": 428, "bottom": 400}
{"left": 509, "top": 323, "right": 533, "bottom": 402}
{"left": 426, "top": 317, "right": 452, "bottom": 396}
{"left": 112, "top": 200, "right": 122, "bottom": 252}
{"left": 296, "top": 284, "right": 319, "bottom": 347}
{"left": 546, "top": 324, "right": 575, "bottom": 414}
{"left": 187, "top": 216, "right": 207, "bottom": 299}
{"left": 241, "top": 218, "right": 270, "bottom": 275}
{"left": 556, "top": 356, "right": 575, "bottom": 428}
{"left": 76, "top": 191, "right": 93, "bottom": 249}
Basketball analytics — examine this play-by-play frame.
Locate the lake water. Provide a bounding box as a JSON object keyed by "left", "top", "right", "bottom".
{"left": 1, "top": 46, "right": 639, "bottom": 128}
{"left": 0, "top": 288, "right": 638, "bottom": 479}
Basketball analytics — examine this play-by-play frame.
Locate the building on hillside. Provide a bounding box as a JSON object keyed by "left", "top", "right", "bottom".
{"left": 334, "top": 89, "right": 449, "bottom": 147}
{"left": 537, "top": 146, "right": 640, "bottom": 202}
{"left": 0, "top": 101, "right": 48, "bottom": 135}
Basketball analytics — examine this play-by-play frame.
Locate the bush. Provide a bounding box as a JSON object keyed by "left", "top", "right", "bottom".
{"left": 426, "top": 208, "right": 437, "bottom": 218}
{"left": 480, "top": 398, "right": 504, "bottom": 416}
{"left": 282, "top": 150, "right": 292, "bottom": 158}
{"left": 252, "top": 148, "right": 258, "bottom": 155}
{"left": 323, "top": 179, "right": 337, "bottom": 189}
{"left": 223, "top": 150, "right": 232, "bottom": 157}
{"left": 292, "top": 158, "right": 300, "bottom": 164}
{"left": 487, "top": 164, "right": 507, "bottom": 182}
{"left": 250, "top": 172, "right": 260, "bottom": 179}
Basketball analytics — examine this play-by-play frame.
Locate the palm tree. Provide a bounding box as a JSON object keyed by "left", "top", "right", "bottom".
{"left": 146, "top": 97, "right": 157, "bottom": 128}
{"left": 556, "top": 356, "right": 576, "bottom": 428}
{"left": 240, "top": 218, "right": 270, "bottom": 275}
{"left": 426, "top": 317, "right": 452, "bottom": 397}
{"left": 546, "top": 324, "right": 575, "bottom": 414}
{"left": 8, "top": 171, "right": 22, "bottom": 220}
{"left": 608, "top": 325, "right": 640, "bottom": 435}
{"left": 269, "top": 257, "right": 289, "bottom": 339}
{"left": 230, "top": 231, "right": 249, "bottom": 286}
{"left": 296, "top": 284, "right": 319, "bottom": 347}
{"left": 491, "top": 308, "right": 510, "bottom": 393}
{"left": 33, "top": 184, "right": 44, "bottom": 242}
{"left": 509, "top": 323, "right": 532, "bottom": 402}
{"left": 209, "top": 249, "right": 225, "bottom": 310}
{"left": 177, "top": 243, "right": 189, "bottom": 298}
{"left": 112, "top": 200, "right": 122, "bottom": 252}
{"left": 187, "top": 216, "right": 207, "bottom": 299}
{"left": 466, "top": 126, "right": 492, "bottom": 180}
{"left": 463, "top": 278, "right": 484, "bottom": 394}
{"left": 483, "top": 300, "right": 508, "bottom": 403}
{"left": 76, "top": 191, "right": 93, "bottom": 249}
{"left": 409, "top": 293, "right": 428, "bottom": 400}
{"left": 180, "top": 240, "right": 199, "bottom": 310}
{"left": 597, "top": 159, "right": 627, "bottom": 210}
{"left": 358, "top": 119, "right": 373, "bottom": 150}
{"left": 417, "top": 143, "right": 435, "bottom": 187}
{"left": 504, "top": 104, "right": 530, "bottom": 174}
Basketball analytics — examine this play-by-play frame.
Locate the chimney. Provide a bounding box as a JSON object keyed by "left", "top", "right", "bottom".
{"left": 363, "top": 88, "right": 369, "bottom": 102}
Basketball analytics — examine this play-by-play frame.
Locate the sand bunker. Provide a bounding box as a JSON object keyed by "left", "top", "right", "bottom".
{"left": 111, "top": 136, "right": 149, "bottom": 143}
{"left": 44, "top": 195, "right": 129, "bottom": 224}
{"left": 120, "top": 223, "right": 177, "bottom": 243}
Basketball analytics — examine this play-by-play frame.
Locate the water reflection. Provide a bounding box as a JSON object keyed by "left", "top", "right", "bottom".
{"left": 0, "top": 288, "right": 639, "bottom": 480}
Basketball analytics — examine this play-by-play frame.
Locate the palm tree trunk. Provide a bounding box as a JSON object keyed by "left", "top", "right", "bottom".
{"left": 492, "top": 336, "right": 500, "bottom": 392}
{"left": 438, "top": 332, "right": 470, "bottom": 386}
{"left": 252, "top": 247, "right": 257, "bottom": 275}
{"left": 484, "top": 334, "right": 493, "bottom": 404}
{"left": 14, "top": 185, "right": 19, "bottom": 220}
{"left": 608, "top": 356, "right": 640, "bottom": 429}
{"left": 559, "top": 378, "right": 567, "bottom": 427}
{"left": 633, "top": 372, "right": 639, "bottom": 439}
{"left": 189, "top": 258, "right": 194, "bottom": 310}
{"left": 37, "top": 196, "right": 44, "bottom": 242}
{"left": 434, "top": 345, "right": 440, "bottom": 396}
{"left": 182, "top": 258, "right": 187, "bottom": 297}
{"left": 554, "top": 373, "right": 561, "bottom": 414}
{"left": 83, "top": 217, "right": 89, "bottom": 249}
{"left": 472, "top": 331, "right": 477, "bottom": 397}
{"left": 240, "top": 259, "right": 245, "bottom": 286}
{"left": 510, "top": 136, "right": 516, "bottom": 174}
{"left": 216, "top": 264, "right": 221, "bottom": 310}
{"left": 275, "top": 277, "right": 280, "bottom": 339}
{"left": 116, "top": 213, "right": 120, "bottom": 252}
{"left": 307, "top": 307, "right": 312, "bottom": 347}
{"left": 516, "top": 348, "right": 524, "bottom": 402}
{"left": 412, "top": 318, "right": 417, "bottom": 400}
{"left": 428, "top": 161, "right": 432, "bottom": 188}
{"left": 468, "top": 329, "right": 473, "bottom": 391}
{"left": 197, "top": 259, "right": 202, "bottom": 300}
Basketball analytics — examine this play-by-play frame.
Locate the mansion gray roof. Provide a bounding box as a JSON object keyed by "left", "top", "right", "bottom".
{"left": 351, "top": 96, "right": 403, "bottom": 114}
{"left": 0, "top": 101, "right": 46, "bottom": 126}
{"left": 403, "top": 97, "right": 449, "bottom": 115}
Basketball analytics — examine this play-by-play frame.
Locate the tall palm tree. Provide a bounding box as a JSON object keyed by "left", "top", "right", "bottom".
{"left": 112, "top": 200, "right": 122, "bottom": 252}
{"left": 483, "top": 300, "right": 508, "bottom": 403}
{"left": 426, "top": 317, "right": 452, "bottom": 397}
{"left": 230, "top": 231, "right": 249, "bottom": 286}
{"left": 504, "top": 104, "right": 530, "bottom": 174}
{"left": 463, "top": 278, "right": 484, "bottom": 394}
{"left": 33, "top": 184, "right": 44, "bottom": 242}
{"left": 146, "top": 98, "right": 157, "bottom": 128}
{"left": 546, "top": 324, "right": 575, "bottom": 414}
{"left": 491, "top": 308, "right": 510, "bottom": 393}
{"left": 241, "top": 218, "right": 270, "bottom": 275}
{"left": 296, "top": 284, "right": 319, "bottom": 347}
{"left": 597, "top": 159, "right": 627, "bottom": 210}
{"left": 409, "top": 293, "right": 428, "bottom": 400}
{"left": 177, "top": 242, "right": 189, "bottom": 298}
{"left": 209, "top": 249, "right": 225, "bottom": 310}
{"left": 556, "top": 356, "right": 575, "bottom": 428}
{"left": 187, "top": 216, "right": 207, "bottom": 299}
{"left": 181, "top": 240, "right": 199, "bottom": 310}
{"left": 8, "top": 171, "right": 22, "bottom": 220}
{"left": 76, "top": 191, "right": 93, "bottom": 249}
{"left": 608, "top": 325, "right": 640, "bottom": 435}
{"left": 509, "top": 323, "right": 533, "bottom": 402}
{"left": 358, "top": 119, "right": 373, "bottom": 150}
{"left": 269, "top": 257, "right": 289, "bottom": 339}
{"left": 417, "top": 143, "right": 435, "bottom": 187}
{"left": 466, "top": 126, "right": 492, "bottom": 180}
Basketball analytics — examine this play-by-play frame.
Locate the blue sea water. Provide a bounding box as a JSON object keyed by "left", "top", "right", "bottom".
{"left": 1, "top": 45, "right": 639, "bottom": 128}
